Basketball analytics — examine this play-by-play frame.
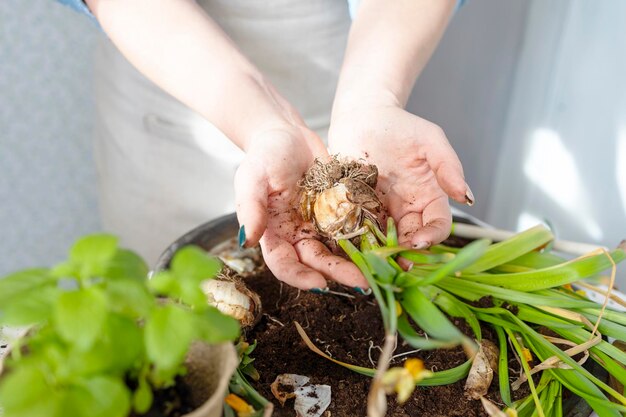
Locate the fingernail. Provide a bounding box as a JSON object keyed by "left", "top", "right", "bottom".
{"left": 238, "top": 225, "right": 246, "bottom": 248}
{"left": 309, "top": 287, "right": 329, "bottom": 294}
{"left": 465, "top": 185, "right": 475, "bottom": 207}
{"left": 353, "top": 287, "right": 372, "bottom": 296}
{"left": 413, "top": 241, "right": 430, "bottom": 250}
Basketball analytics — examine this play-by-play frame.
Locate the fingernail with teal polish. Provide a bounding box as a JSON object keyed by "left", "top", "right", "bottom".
{"left": 310, "top": 287, "right": 329, "bottom": 294}
{"left": 238, "top": 225, "right": 246, "bottom": 248}
{"left": 353, "top": 287, "right": 372, "bottom": 296}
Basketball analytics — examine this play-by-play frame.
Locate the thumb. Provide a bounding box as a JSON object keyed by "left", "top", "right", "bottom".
{"left": 234, "top": 157, "right": 268, "bottom": 247}
{"left": 423, "top": 129, "right": 474, "bottom": 206}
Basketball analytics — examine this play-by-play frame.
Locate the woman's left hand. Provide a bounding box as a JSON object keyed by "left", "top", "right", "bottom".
{"left": 328, "top": 105, "right": 473, "bottom": 249}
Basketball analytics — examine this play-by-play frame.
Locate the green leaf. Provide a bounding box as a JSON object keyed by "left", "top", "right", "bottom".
{"left": 459, "top": 248, "right": 626, "bottom": 291}
{"left": 463, "top": 225, "right": 553, "bottom": 273}
{"left": 194, "top": 306, "right": 240, "bottom": 343}
{"left": 105, "top": 249, "right": 149, "bottom": 281}
{"left": 145, "top": 305, "right": 194, "bottom": 371}
{"left": 400, "top": 286, "right": 468, "bottom": 344}
{"left": 106, "top": 279, "right": 154, "bottom": 318}
{"left": 171, "top": 246, "right": 221, "bottom": 283}
{"left": 0, "top": 268, "right": 54, "bottom": 305}
{"left": 70, "top": 234, "right": 118, "bottom": 265}
{"left": 419, "top": 285, "right": 482, "bottom": 341}
{"left": 397, "top": 315, "right": 460, "bottom": 349}
{"left": 63, "top": 376, "right": 131, "bottom": 417}
{"left": 105, "top": 314, "right": 144, "bottom": 372}
{"left": 0, "top": 366, "right": 50, "bottom": 413}
{"left": 178, "top": 277, "right": 210, "bottom": 309}
{"left": 244, "top": 340, "right": 257, "bottom": 355}
{"left": 494, "top": 325, "right": 511, "bottom": 407}
{"left": 70, "top": 234, "right": 119, "bottom": 278}
{"left": 241, "top": 363, "right": 260, "bottom": 381}
{"left": 362, "top": 252, "right": 396, "bottom": 284}
{"left": 133, "top": 375, "right": 154, "bottom": 414}
{"left": 413, "top": 238, "right": 491, "bottom": 287}
{"left": 386, "top": 217, "right": 398, "bottom": 247}
{"left": 148, "top": 271, "right": 178, "bottom": 295}
{"left": 1, "top": 284, "right": 59, "bottom": 325}
{"left": 54, "top": 287, "right": 108, "bottom": 350}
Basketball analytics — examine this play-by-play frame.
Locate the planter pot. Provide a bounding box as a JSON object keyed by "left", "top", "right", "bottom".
{"left": 156, "top": 212, "right": 607, "bottom": 417}
{"left": 182, "top": 342, "right": 238, "bottom": 417}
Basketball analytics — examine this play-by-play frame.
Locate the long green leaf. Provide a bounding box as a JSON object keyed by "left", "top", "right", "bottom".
{"left": 458, "top": 249, "right": 625, "bottom": 291}
{"left": 463, "top": 225, "right": 553, "bottom": 273}
{"left": 417, "top": 360, "right": 472, "bottom": 386}
{"left": 505, "top": 250, "right": 566, "bottom": 269}
{"left": 494, "top": 325, "right": 511, "bottom": 407}
{"left": 339, "top": 239, "right": 390, "bottom": 327}
{"left": 411, "top": 239, "right": 491, "bottom": 287}
{"left": 419, "top": 285, "right": 481, "bottom": 340}
{"left": 507, "top": 311, "right": 626, "bottom": 405}
{"left": 437, "top": 277, "right": 599, "bottom": 309}
{"left": 397, "top": 315, "right": 459, "bottom": 349}
{"left": 400, "top": 287, "right": 474, "bottom": 353}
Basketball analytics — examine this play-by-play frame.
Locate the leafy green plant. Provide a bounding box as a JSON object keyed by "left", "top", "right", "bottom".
{"left": 298, "top": 220, "right": 626, "bottom": 417}
{"left": 0, "top": 234, "right": 239, "bottom": 417}
{"left": 224, "top": 339, "right": 272, "bottom": 417}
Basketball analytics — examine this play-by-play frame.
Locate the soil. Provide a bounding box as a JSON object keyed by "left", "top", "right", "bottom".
{"left": 129, "top": 376, "right": 195, "bottom": 417}
{"left": 243, "top": 241, "right": 533, "bottom": 417}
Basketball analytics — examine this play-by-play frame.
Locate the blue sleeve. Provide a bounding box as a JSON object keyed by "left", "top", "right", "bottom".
{"left": 54, "top": 0, "right": 98, "bottom": 24}
{"left": 456, "top": 0, "right": 467, "bottom": 12}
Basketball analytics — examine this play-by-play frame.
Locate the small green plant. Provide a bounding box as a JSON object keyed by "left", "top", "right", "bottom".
{"left": 224, "top": 339, "right": 273, "bottom": 417}
{"left": 0, "top": 234, "right": 239, "bottom": 417}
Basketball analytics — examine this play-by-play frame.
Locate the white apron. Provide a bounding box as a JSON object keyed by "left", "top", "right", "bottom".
{"left": 93, "top": 0, "right": 351, "bottom": 264}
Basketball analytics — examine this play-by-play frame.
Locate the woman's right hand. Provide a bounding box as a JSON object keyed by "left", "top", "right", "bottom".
{"left": 234, "top": 124, "right": 368, "bottom": 291}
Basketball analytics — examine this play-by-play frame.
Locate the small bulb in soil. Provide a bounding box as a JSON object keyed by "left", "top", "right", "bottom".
{"left": 201, "top": 271, "right": 261, "bottom": 329}
{"left": 464, "top": 339, "right": 499, "bottom": 400}
{"left": 299, "top": 156, "right": 383, "bottom": 240}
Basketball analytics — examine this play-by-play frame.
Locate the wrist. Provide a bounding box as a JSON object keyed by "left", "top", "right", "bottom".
{"left": 206, "top": 71, "right": 306, "bottom": 152}
{"left": 331, "top": 81, "right": 402, "bottom": 124}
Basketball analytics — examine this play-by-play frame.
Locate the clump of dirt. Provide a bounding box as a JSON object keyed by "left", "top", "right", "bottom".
{"left": 244, "top": 267, "right": 530, "bottom": 417}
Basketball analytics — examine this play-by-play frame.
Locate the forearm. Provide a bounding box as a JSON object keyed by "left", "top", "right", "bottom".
{"left": 86, "top": 0, "right": 296, "bottom": 150}
{"left": 333, "top": 0, "right": 456, "bottom": 113}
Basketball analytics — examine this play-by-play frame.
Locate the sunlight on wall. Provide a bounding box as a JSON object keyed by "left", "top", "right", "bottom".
{"left": 617, "top": 128, "right": 626, "bottom": 216}
{"left": 523, "top": 128, "right": 603, "bottom": 240}
{"left": 516, "top": 212, "right": 543, "bottom": 232}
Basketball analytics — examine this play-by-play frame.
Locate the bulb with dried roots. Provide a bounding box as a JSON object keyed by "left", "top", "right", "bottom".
{"left": 299, "top": 156, "right": 384, "bottom": 241}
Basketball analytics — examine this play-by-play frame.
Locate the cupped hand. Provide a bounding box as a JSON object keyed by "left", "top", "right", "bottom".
{"left": 328, "top": 105, "right": 473, "bottom": 249}
{"left": 234, "top": 125, "right": 368, "bottom": 290}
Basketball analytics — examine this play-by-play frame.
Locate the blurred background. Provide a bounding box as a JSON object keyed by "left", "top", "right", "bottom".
{"left": 1, "top": 0, "right": 625, "bottom": 285}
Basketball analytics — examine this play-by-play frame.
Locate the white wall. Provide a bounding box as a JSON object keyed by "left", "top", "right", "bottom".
{"left": 409, "top": 0, "right": 530, "bottom": 221}
{"left": 486, "top": 0, "right": 626, "bottom": 286}
{"left": 0, "top": 0, "right": 99, "bottom": 274}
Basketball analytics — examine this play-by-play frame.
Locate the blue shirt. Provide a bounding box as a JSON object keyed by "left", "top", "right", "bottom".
{"left": 57, "top": 0, "right": 466, "bottom": 21}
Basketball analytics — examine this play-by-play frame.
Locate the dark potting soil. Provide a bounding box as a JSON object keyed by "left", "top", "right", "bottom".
{"left": 130, "top": 376, "right": 196, "bottom": 417}
{"left": 244, "top": 268, "right": 532, "bottom": 417}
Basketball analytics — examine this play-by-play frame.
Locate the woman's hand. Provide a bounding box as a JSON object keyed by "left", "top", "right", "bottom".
{"left": 329, "top": 105, "right": 473, "bottom": 249}
{"left": 235, "top": 125, "right": 368, "bottom": 291}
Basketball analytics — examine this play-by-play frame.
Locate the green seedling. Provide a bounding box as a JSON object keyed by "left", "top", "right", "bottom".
{"left": 0, "top": 234, "right": 239, "bottom": 417}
